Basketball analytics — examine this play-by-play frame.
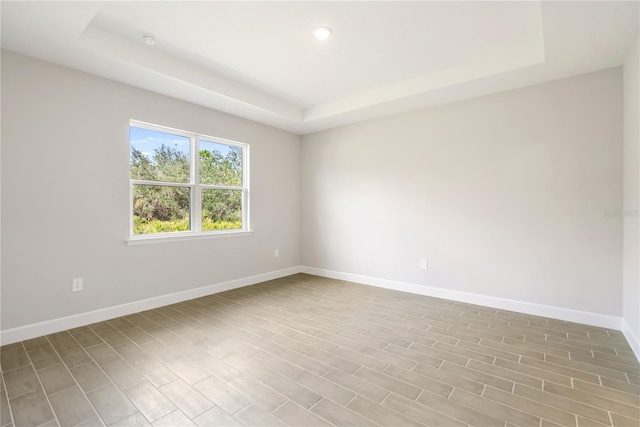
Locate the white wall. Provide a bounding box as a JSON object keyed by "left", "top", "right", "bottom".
{"left": 1, "top": 51, "right": 301, "bottom": 333}
{"left": 623, "top": 32, "right": 640, "bottom": 357}
{"left": 302, "top": 68, "right": 623, "bottom": 319}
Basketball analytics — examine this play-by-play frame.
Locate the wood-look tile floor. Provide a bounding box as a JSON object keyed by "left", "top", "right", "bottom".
{"left": 1, "top": 273, "right": 639, "bottom": 427}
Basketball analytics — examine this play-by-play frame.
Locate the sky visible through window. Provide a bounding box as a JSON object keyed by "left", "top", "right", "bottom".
{"left": 130, "top": 126, "right": 235, "bottom": 158}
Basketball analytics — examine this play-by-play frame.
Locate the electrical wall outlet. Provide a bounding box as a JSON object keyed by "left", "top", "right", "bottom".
{"left": 72, "top": 278, "right": 83, "bottom": 292}
{"left": 274, "top": 249, "right": 279, "bottom": 258}
{"left": 420, "top": 259, "right": 428, "bottom": 270}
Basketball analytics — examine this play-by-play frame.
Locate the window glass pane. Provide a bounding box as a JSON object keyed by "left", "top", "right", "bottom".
{"left": 202, "top": 189, "right": 242, "bottom": 231}
{"left": 130, "top": 126, "right": 190, "bottom": 183}
{"left": 199, "top": 140, "right": 243, "bottom": 186}
{"left": 133, "top": 185, "right": 191, "bottom": 234}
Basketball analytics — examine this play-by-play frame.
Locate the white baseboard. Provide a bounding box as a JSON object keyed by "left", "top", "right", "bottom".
{"left": 622, "top": 319, "right": 640, "bottom": 361}
{"left": 1, "top": 265, "right": 629, "bottom": 350}
{"left": 0, "top": 266, "right": 303, "bottom": 345}
{"left": 301, "top": 266, "right": 623, "bottom": 330}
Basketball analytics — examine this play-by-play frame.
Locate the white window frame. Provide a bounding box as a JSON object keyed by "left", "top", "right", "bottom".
{"left": 127, "top": 120, "right": 251, "bottom": 244}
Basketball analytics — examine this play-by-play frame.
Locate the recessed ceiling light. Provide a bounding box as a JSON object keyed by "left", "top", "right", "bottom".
{"left": 313, "top": 27, "right": 332, "bottom": 40}
{"left": 143, "top": 35, "right": 156, "bottom": 46}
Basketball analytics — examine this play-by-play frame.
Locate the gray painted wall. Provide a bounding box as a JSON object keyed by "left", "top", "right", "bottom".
{"left": 1, "top": 50, "right": 301, "bottom": 330}
{"left": 1, "top": 49, "right": 632, "bottom": 344}
{"left": 301, "top": 68, "right": 623, "bottom": 316}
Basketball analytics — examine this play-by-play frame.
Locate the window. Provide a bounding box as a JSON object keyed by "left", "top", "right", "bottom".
{"left": 129, "top": 121, "right": 249, "bottom": 239}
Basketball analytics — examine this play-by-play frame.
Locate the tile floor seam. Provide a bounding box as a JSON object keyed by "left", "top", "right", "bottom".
{"left": 25, "top": 339, "right": 65, "bottom": 427}
{"left": 221, "top": 318, "right": 332, "bottom": 359}
{"left": 49, "top": 334, "right": 110, "bottom": 427}
{"left": 515, "top": 387, "right": 619, "bottom": 426}
{"left": 468, "top": 341, "right": 522, "bottom": 361}
{"left": 71, "top": 331, "right": 153, "bottom": 425}
{"left": 485, "top": 385, "right": 581, "bottom": 426}
{"left": 229, "top": 400, "right": 252, "bottom": 417}
{"left": 267, "top": 398, "right": 290, "bottom": 415}
{"left": 493, "top": 355, "right": 581, "bottom": 385}
{"left": 541, "top": 383, "right": 639, "bottom": 422}
{"left": 1, "top": 378, "right": 16, "bottom": 427}
{"left": 464, "top": 385, "right": 552, "bottom": 426}
{"left": 447, "top": 387, "right": 456, "bottom": 400}
{"left": 3, "top": 379, "right": 51, "bottom": 402}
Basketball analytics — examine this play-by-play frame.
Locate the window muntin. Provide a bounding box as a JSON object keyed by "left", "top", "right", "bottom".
{"left": 129, "top": 121, "right": 249, "bottom": 238}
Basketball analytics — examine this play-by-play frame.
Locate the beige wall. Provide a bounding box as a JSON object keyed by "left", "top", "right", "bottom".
{"left": 1, "top": 50, "right": 301, "bottom": 330}
{"left": 623, "top": 31, "right": 640, "bottom": 355}
{"left": 302, "top": 68, "right": 623, "bottom": 317}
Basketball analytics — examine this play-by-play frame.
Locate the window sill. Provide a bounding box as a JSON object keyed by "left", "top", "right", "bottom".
{"left": 126, "top": 230, "right": 253, "bottom": 245}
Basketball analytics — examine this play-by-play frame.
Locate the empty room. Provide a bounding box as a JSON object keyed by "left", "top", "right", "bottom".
{"left": 1, "top": 1, "right": 639, "bottom": 426}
